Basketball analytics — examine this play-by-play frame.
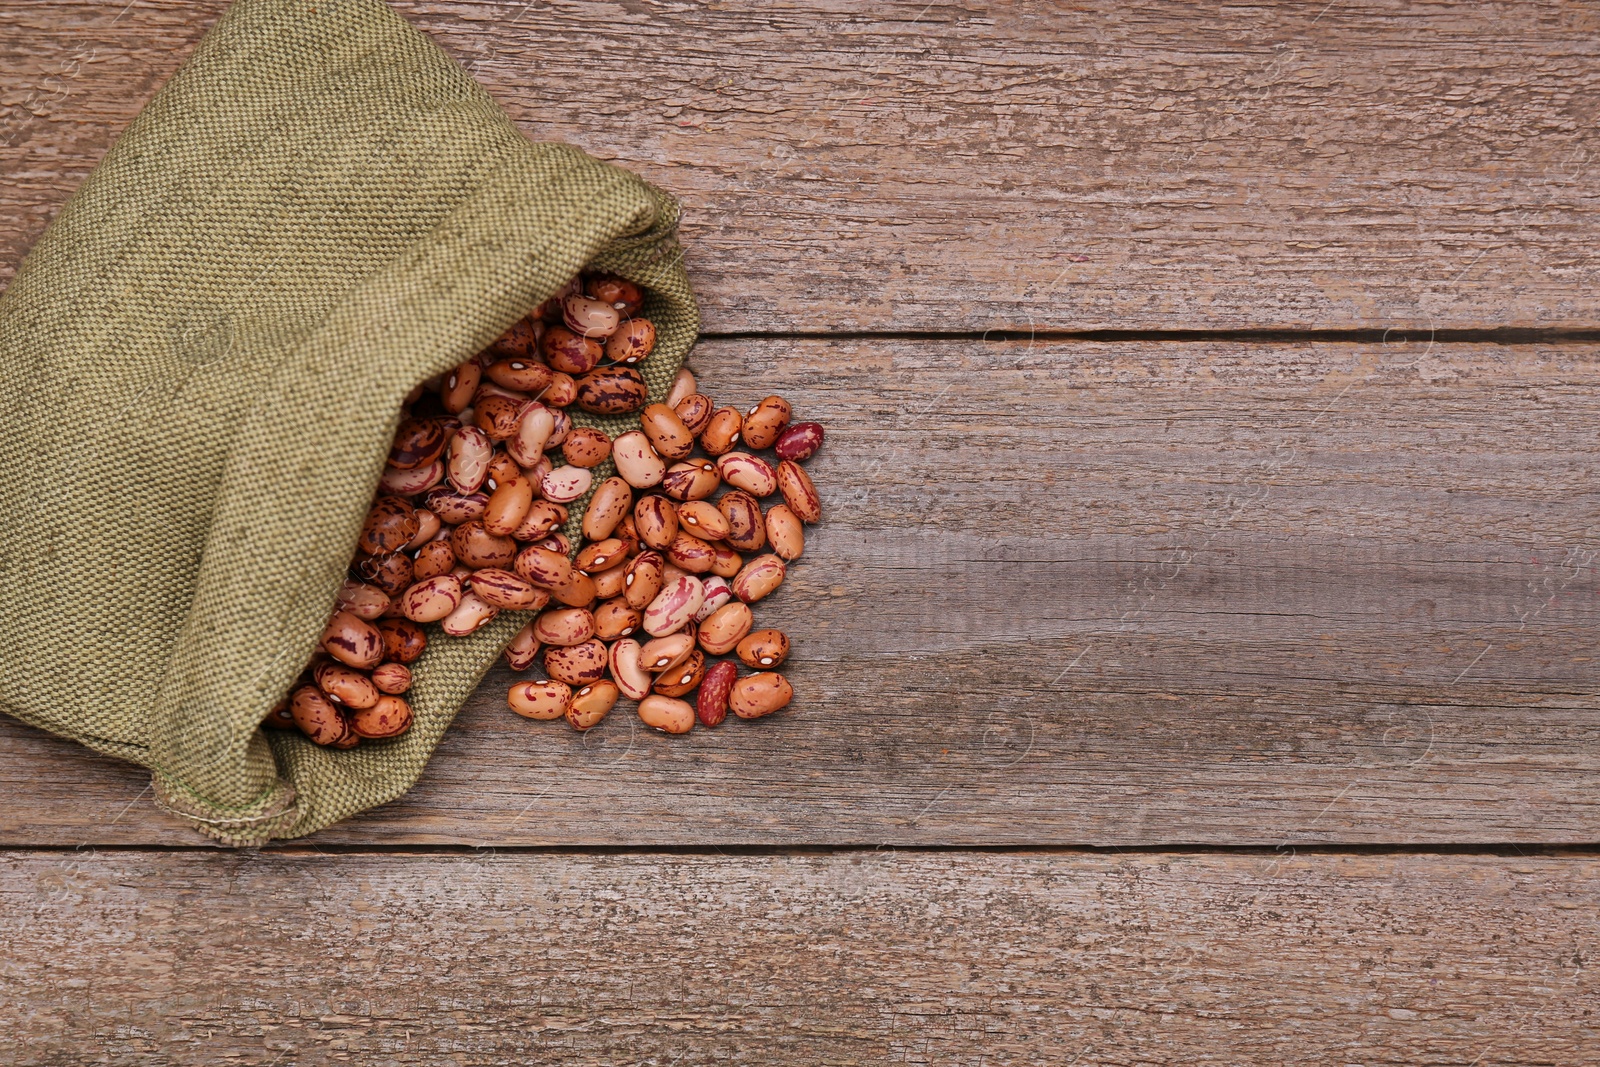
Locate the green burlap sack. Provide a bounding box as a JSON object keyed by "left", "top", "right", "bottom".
{"left": 0, "top": 0, "right": 699, "bottom": 844}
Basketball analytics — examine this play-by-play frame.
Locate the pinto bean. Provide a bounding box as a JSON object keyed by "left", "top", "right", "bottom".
{"left": 322, "top": 611, "right": 384, "bottom": 669}
{"left": 544, "top": 638, "right": 609, "bottom": 685}
{"left": 315, "top": 663, "right": 380, "bottom": 709}
{"left": 506, "top": 401, "right": 555, "bottom": 468}
{"left": 774, "top": 421, "right": 825, "bottom": 462}
{"left": 566, "top": 679, "right": 619, "bottom": 731}
{"left": 441, "top": 361, "right": 482, "bottom": 414}
{"left": 673, "top": 393, "right": 714, "bottom": 436}
{"left": 543, "top": 324, "right": 604, "bottom": 375}
{"left": 776, "top": 459, "right": 822, "bottom": 523}
{"left": 335, "top": 580, "right": 390, "bottom": 621}
{"left": 585, "top": 274, "right": 643, "bottom": 315}
{"left": 486, "top": 357, "right": 554, "bottom": 394}
{"left": 390, "top": 418, "right": 446, "bottom": 469}
{"left": 634, "top": 495, "right": 679, "bottom": 550}
{"left": 533, "top": 607, "right": 597, "bottom": 647}
{"left": 736, "top": 628, "right": 791, "bottom": 669}
{"left": 371, "top": 662, "right": 413, "bottom": 695}
{"left": 469, "top": 568, "right": 548, "bottom": 611}
{"left": 640, "top": 403, "right": 695, "bottom": 460}
{"left": 699, "top": 407, "right": 743, "bottom": 455}
{"left": 400, "top": 574, "right": 462, "bottom": 623}
{"left": 718, "top": 490, "right": 766, "bottom": 552}
{"left": 412, "top": 539, "right": 456, "bottom": 580}
{"left": 661, "top": 459, "right": 719, "bottom": 502}
{"left": 512, "top": 500, "right": 567, "bottom": 542}
{"left": 424, "top": 485, "right": 488, "bottom": 525}
{"left": 612, "top": 430, "right": 666, "bottom": 488}
{"left": 665, "top": 367, "right": 697, "bottom": 409}
{"left": 482, "top": 474, "right": 535, "bottom": 536}
{"left": 441, "top": 591, "right": 499, "bottom": 636}
{"left": 697, "top": 601, "right": 754, "bottom": 656}
{"left": 574, "top": 366, "right": 648, "bottom": 414}
{"left": 377, "top": 618, "right": 427, "bottom": 664}
{"left": 667, "top": 531, "right": 717, "bottom": 574}
{"left": 593, "top": 597, "right": 643, "bottom": 640}
{"left": 515, "top": 545, "right": 575, "bottom": 589}
{"left": 605, "top": 318, "right": 656, "bottom": 364}
{"left": 609, "top": 638, "right": 653, "bottom": 700}
{"left": 639, "top": 632, "right": 696, "bottom": 673}
{"left": 575, "top": 537, "right": 626, "bottom": 573}
{"left": 643, "top": 574, "right": 705, "bottom": 637}
{"left": 764, "top": 503, "right": 805, "bottom": 560}
{"left": 503, "top": 622, "right": 542, "bottom": 671}
{"left": 291, "top": 685, "right": 347, "bottom": 745}
{"left": 379, "top": 457, "right": 444, "bottom": 496}
{"left": 563, "top": 294, "right": 621, "bottom": 339}
{"left": 693, "top": 575, "right": 733, "bottom": 623}
{"left": 562, "top": 426, "right": 613, "bottom": 468}
{"left": 653, "top": 649, "right": 705, "bottom": 697}
{"left": 509, "top": 679, "right": 571, "bottom": 721}
{"left": 731, "top": 554, "right": 786, "bottom": 603}
{"left": 474, "top": 394, "right": 525, "bottom": 441}
{"left": 741, "top": 395, "right": 792, "bottom": 450}
{"left": 452, "top": 520, "right": 517, "bottom": 569}
{"left": 676, "top": 500, "right": 731, "bottom": 541}
{"left": 541, "top": 464, "right": 593, "bottom": 504}
{"left": 359, "top": 496, "right": 420, "bottom": 555}
{"left": 623, "top": 551, "right": 666, "bottom": 610}
{"left": 447, "top": 425, "right": 494, "bottom": 494}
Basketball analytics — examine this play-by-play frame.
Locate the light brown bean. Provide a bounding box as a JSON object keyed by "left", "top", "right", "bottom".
{"left": 514, "top": 545, "right": 574, "bottom": 589}
{"left": 715, "top": 452, "right": 778, "bottom": 498}
{"left": 652, "top": 649, "right": 705, "bottom": 697}
{"left": 731, "top": 554, "right": 787, "bottom": 603}
{"left": 634, "top": 495, "right": 679, "bottom": 550}
{"left": 581, "top": 476, "right": 632, "bottom": 541}
{"left": 482, "top": 474, "right": 535, "bottom": 536}
{"left": 667, "top": 531, "right": 717, "bottom": 574}
{"left": 639, "top": 632, "right": 696, "bottom": 672}
{"left": 638, "top": 694, "right": 695, "bottom": 734}
{"left": 441, "top": 591, "right": 498, "bottom": 636}
{"left": 291, "top": 685, "right": 346, "bottom": 745}
{"left": 350, "top": 694, "right": 414, "bottom": 738}
{"left": 314, "top": 663, "right": 380, "bottom": 709}
{"left": 611, "top": 430, "right": 665, "bottom": 488}
{"left": 699, "top": 407, "right": 743, "bottom": 455}
{"left": 741, "top": 395, "right": 792, "bottom": 450}
{"left": 643, "top": 574, "right": 705, "bottom": 637}
{"left": 370, "top": 662, "right": 412, "bottom": 695}
{"left": 503, "top": 622, "right": 541, "bottom": 671}
{"left": 675, "top": 500, "right": 731, "bottom": 541}
{"left": 592, "top": 597, "right": 642, "bottom": 640}
{"left": 661, "top": 459, "right": 720, "bottom": 502}
{"left": 718, "top": 490, "right": 766, "bottom": 552}
{"left": 574, "top": 537, "right": 626, "bottom": 574}
{"left": 469, "top": 568, "right": 547, "bottom": 611}
{"left": 447, "top": 425, "right": 494, "bottom": 494}
{"left": 623, "top": 551, "right": 665, "bottom": 610}
{"left": 729, "top": 672, "right": 793, "bottom": 719}
{"left": 764, "top": 503, "right": 805, "bottom": 560}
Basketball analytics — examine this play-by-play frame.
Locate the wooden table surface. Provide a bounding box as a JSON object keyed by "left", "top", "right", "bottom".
{"left": 3, "top": 1, "right": 1598, "bottom": 1063}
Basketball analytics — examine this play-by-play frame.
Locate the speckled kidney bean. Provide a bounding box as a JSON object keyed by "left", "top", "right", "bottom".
{"left": 586, "top": 274, "right": 643, "bottom": 315}
{"left": 591, "top": 559, "right": 629, "bottom": 600}
{"left": 709, "top": 542, "right": 741, "bottom": 577}
{"left": 506, "top": 402, "right": 554, "bottom": 468}
{"left": 487, "top": 316, "right": 540, "bottom": 359}
{"left": 544, "top": 638, "right": 609, "bottom": 685}
{"left": 638, "top": 694, "right": 695, "bottom": 734}
{"left": 573, "top": 538, "right": 624, "bottom": 574}
{"left": 292, "top": 685, "right": 348, "bottom": 745}
{"left": 412, "top": 539, "right": 456, "bottom": 581}
{"left": 696, "top": 660, "right": 737, "bottom": 727}
{"left": 697, "top": 601, "right": 753, "bottom": 656}
{"left": 452, "top": 520, "right": 517, "bottom": 569}
{"left": 474, "top": 394, "right": 526, "bottom": 441}
{"left": 485, "top": 450, "right": 521, "bottom": 489}
{"left": 509, "top": 679, "right": 571, "bottom": 720}
{"left": 400, "top": 574, "right": 462, "bottom": 623}
{"left": 563, "top": 294, "right": 621, "bottom": 339}
{"left": 566, "top": 679, "right": 619, "bottom": 731}
{"left": 350, "top": 697, "right": 416, "bottom": 739}
{"left": 371, "top": 662, "right": 413, "bottom": 695}
{"left": 776, "top": 460, "right": 822, "bottom": 523}
{"left": 611, "top": 430, "right": 665, "bottom": 488}
{"left": 715, "top": 452, "right": 778, "bottom": 498}
{"left": 693, "top": 575, "right": 733, "bottom": 623}
{"left": 390, "top": 418, "right": 447, "bottom": 469}
{"left": 716, "top": 490, "right": 765, "bottom": 553}
{"left": 442, "top": 591, "right": 498, "bottom": 636}
{"left": 633, "top": 495, "right": 679, "bottom": 550}
{"left": 699, "top": 407, "right": 742, "bottom": 455}
{"left": 315, "top": 663, "right": 380, "bottom": 709}
{"left": 664, "top": 532, "right": 715, "bottom": 575}
{"left": 581, "top": 476, "right": 632, "bottom": 542}
{"left": 336, "top": 580, "right": 390, "bottom": 621}
{"left": 764, "top": 503, "right": 804, "bottom": 560}
{"left": 541, "top": 464, "right": 593, "bottom": 503}
{"left": 575, "top": 366, "right": 648, "bottom": 414}
{"left": 640, "top": 403, "right": 695, "bottom": 460}
{"left": 424, "top": 485, "right": 488, "bottom": 525}
{"left": 447, "top": 425, "right": 494, "bottom": 494}
{"left": 661, "top": 459, "right": 720, "bottom": 502}
{"left": 653, "top": 649, "right": 705, "bottom": 697}
{"left": 644, "top": 574, "right": 705, "bottom": 637}
{"left": 512, "top": 500, "right": 567, "bottom": 542}
{"left": 379, "top": 457, "right": 444, "bottom": 496}
{"left": 359, "top": 496, "right": 420, "bottom": 555}
{"left": 774, "top": 421, "right": 825, "bottom": 462}
{"left": 640, "top": 632, "right": 696, "bottom": 672}
{"left": 352, "top": 551, "right": 413, "bottom": 597}
{"left": 623, "top": 551, "right": 665, "bottom": 610}
{"left": 605, "top": 318, "right": 656, "bottom": 364}
{"left": 730, "top": 672, "right": 793, "bottom": 719}
{"left": 737, "top": 628, "right": 791, "bottom": 669}
{"left": 503, "top": 621, "right": 541, "bottom": 671}
{"left": 608, "top": 638, "right": 653, "bottom": 700}
{"left": 665, "top": 367, "right": 697, "bottom": 408}
{"left": 378, "top": 618, "right": 427, "bottom": 664}
{"left": 675, "top": 500, "right": 730, "bottom": 541}
{"left": 469, "top": 568, "right": 547, "bottom": 611}
{"left": 322, "top": 610, "right": 384, "bottom": 669}
{"left": 514, "top": 546, "right": 573, "bottom": 591}
{"left": 482, "top": 474, "right": 535, "bottom": 536}
{"left": 731, "top": 554, "right": 786, "bottom": 603}
{"left": 673, "top": 393, "right": 714, "bottom": 436}
{"left": 441, "top": 361, "right": 481, "bottom": 413}
{"left": 534, "top": 606, "right": 596, "bottom": 647}
{"left": 562, "top": 427, "right": 612, "bottom": 468}
{"left": 486, "top": 357, "right": 553, "bottom": 394}
{"left": 741, "top": 396, "right": 792, "bottom": 450}
{"left": 543, "top": 324, "right": 604, "bottom": 375}
{"left": 407, "top": 508, "right": 441, "bottom": 550}
{"left": 592, "top": 597, "right": 642, "bottom": 640}
{"left": 544, "top": 571, "right": 595, "bottom": 613}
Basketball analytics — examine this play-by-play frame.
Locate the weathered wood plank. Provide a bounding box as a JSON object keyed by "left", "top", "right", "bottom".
{"left": 1, "top": 849, "right": 1595, "bottom": 1064}
{"left": 4, "top": 1, "right": 1600, "bottom": 331}
{"left": 2, "top": 338, "right": 1596, "bottom": 846}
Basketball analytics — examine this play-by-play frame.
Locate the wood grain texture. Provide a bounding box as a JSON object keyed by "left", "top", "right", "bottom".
{"left": 2, "top": 849, "right": 1596, "bottom": 1065}
{"left": 3, "top": 337, "right": 1596, "bottom": 846}
{"left": 4, "top": 1, "right": 1600, "bottom": 331}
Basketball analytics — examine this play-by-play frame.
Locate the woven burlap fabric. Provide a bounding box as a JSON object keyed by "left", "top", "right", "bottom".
{"left": 0, "top": 0, "right": 698, "bottom": 844}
